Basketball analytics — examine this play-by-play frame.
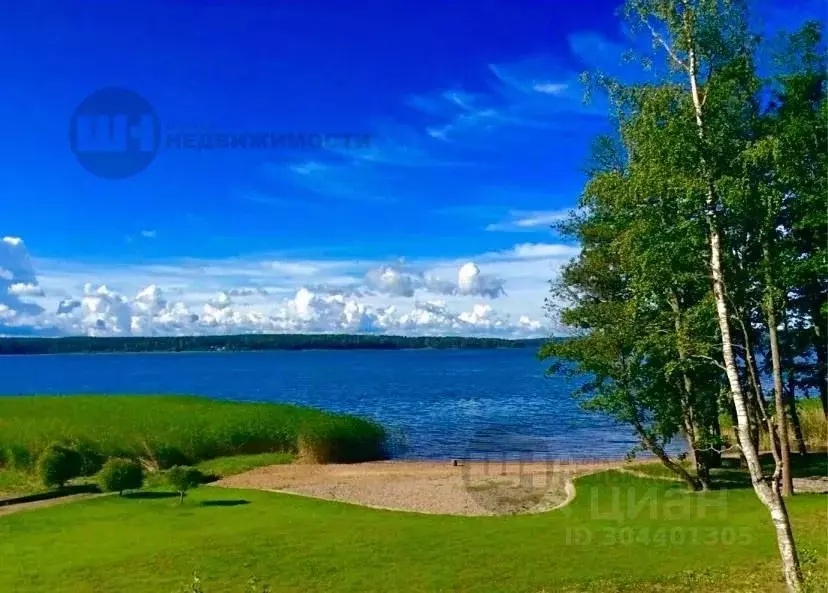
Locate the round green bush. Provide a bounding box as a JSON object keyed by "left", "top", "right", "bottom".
{"left": 99, "top": 458, "right": 144, "bottom": 495}
{"left": 71, "top": 440, "right": 104, "bottom": 477}
{"left": 166, "top": 465, "right": 203, "bottom": 503}
{"left": 37, "top": 444, "right": 82, "bottom": 489}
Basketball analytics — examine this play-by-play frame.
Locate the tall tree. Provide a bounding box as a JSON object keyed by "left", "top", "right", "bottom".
{"left": 541, "top": 145, "right": 712, "bottom": 491}
{"left": 624, "top": 1, "right": 802, "bottom": 588}
{"left": 543, "top": 1, "right": 818, "bottom": 589}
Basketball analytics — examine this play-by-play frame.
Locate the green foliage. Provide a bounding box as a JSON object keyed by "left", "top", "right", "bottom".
{"left": 68, "top": 439, "right": 104, "bottom": 477}
{"left": 542, "top": 0, "right": 826, "bottom": 500}
{"left": 167, "top": 466, "right": 203, "bottom": 503}
{"left": 544, "top": 3, "right": 824, "bottom": 585}
{"left": 0, "top": 469, "right": 40, "bottom": 497}
{"left": 0, "top": 395, "right": 387, "bottom": 471}
{"left": 36, "top": 444, "right": 82, "bottom": 489}
{"left": 1, "top": 445, "right": 33, "bottom": 471}
{"left": 99, "top": 458, "right": 144, "bottom": 495}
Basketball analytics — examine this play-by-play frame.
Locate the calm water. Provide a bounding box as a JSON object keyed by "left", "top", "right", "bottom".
{"left": 0, "top": 348, "right": 638, "bottom": 459}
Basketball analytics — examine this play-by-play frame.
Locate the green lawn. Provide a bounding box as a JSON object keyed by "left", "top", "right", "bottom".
{"left": 1, "top": 470, "right": 825, "bottom": 593}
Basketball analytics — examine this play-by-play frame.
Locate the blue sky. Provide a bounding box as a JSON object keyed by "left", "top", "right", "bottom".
{"left": 1, "top": 0, "right": 823, "bottom": 337}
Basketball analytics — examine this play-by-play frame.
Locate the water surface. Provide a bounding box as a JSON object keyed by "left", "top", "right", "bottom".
{"left": 0, "top": 348, "right": 638, "bottom": 459}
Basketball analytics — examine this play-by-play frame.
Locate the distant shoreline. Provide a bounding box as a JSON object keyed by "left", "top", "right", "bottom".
{"left": 0, "top": 334, "right": 557, "bottom": 356}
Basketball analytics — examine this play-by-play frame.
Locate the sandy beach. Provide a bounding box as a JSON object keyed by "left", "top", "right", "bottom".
{"left": 215, "top": 458, "right": 628, "bottom": 516}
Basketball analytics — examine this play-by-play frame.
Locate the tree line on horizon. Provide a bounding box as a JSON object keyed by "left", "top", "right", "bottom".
{"left": 0, "top": 333, "right": 549, "bottom": 355}
{"left": 540, "top": 1, "right": 825, "bottom": 591}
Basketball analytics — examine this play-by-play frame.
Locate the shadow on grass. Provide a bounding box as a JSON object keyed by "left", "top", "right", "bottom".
{"left": 123, "top": 491, "right": 179, "bottom": 500}
{"left": 787, "top": 453, "right": 828, "bottom": 478}
{"left": 199, "top": 499, "right": 250, "bottom": 507}
{"left": 0, "top": 483, "right": 101, "bottom": 507}
{"left": 710, "top": 452, "right": 827, "bottom": 490}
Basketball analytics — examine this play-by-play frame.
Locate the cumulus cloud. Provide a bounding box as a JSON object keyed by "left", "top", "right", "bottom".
{"left": 8, "top": 283, "right": 45, "bottom": 297}
{"left": 456, "top": 262, "right": 505, "bottom": 298}
{"left": 2, "top": 236, "right": 571, "bottom": 338}
{"left": 0, "top": 237, "right": 45, "bottom": 328}
{"left": 363, "top": 261, "right": 504, "bottom": 299}
{"left": 365, "top": 265, "right": 420, "bottom": 298}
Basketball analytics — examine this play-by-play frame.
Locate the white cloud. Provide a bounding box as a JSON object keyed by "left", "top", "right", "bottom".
{"left": 289, "top": 161, "right": 329, "bottom": 176}
{"left": 0, "top": 237, "right": 45, "bottom": 330}
{"left": 8, "top": 282, "right": 45, "bottom": 297}
{"left": 363, "top": 261, "right": 504, "bottom": 299}
{"left": 456, "top": 262, "right": 504, "bottom": 298}
{"left": 4, "top": 237, "right": 579, "bottom": 338}
{"left": 140, "top": 230, "right": 157, "bottom": 239}
{"left": 532, "top": 82, "right": 569, "bottom": 95}
{"left": 486, "top": 209, "right": 572, "bottom": 232}
{"left": 507, "top": 243, "right": 580, "bottom": 259}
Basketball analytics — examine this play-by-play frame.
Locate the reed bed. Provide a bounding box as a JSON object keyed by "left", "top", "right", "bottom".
{"left": 0, "top": 395, "right": 387, "bottom": 470}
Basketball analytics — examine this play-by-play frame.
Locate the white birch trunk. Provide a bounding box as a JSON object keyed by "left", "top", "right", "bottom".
{"left": 686, "top": 40, "right": 803, "bottom": 593}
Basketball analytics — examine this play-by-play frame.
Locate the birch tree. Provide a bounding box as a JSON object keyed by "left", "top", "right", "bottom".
{"left": 625, "top": 1, "right": 803, "bottom": 589}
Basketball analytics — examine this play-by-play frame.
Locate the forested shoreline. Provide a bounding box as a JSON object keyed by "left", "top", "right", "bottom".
{"left": 0, "top": 334, "right": 548, "bottom": 355}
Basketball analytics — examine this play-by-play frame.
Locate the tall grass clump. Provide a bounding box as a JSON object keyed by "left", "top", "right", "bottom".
{"left": 0, "top": 395, "right": 387, "bottom": 471}
{"left": 297, "top": 416, "right": 388, "bottom": 463}
{"left": 720, "top": 398, "right": 827, "bottom": 451}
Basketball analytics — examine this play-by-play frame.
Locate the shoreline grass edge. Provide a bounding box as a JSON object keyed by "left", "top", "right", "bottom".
{"left": 0, "top": 394, "right": 389, "bottom": 476}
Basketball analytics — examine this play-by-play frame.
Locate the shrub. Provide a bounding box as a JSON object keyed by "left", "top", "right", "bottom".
{"left": 69, "top": 439, "right": 104, "bottom": 476}
{"left": 37, "top": 444, "right": 82, "bottom": 489}
{"left": 152, "top": 446, "right": 191, "bottom": 470}
{"left": 99, "top": 458, "right": 144, "bottom": 495}
{"left": 167, "top": 466, "right": 203, "bottom": 504}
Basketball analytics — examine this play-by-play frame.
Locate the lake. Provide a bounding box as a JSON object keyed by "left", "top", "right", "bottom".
{"left": 0, "top": 348, "right": 639, "bottom": 459}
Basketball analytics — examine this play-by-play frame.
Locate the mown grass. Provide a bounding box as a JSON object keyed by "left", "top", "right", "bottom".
{"left": 0, "top": 470, "right": 824, "bottom": 592}
{"left": 195, "top": 452, "right": 294, "bottom": 478}
{"left": 0, "top": 395, "right": 387, "bottom": 473}
{"left": 140, "top": 452, "right": 295, "bottom": 489}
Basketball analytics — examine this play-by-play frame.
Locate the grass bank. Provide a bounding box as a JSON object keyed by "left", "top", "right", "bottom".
{"left": 0, "top": 395, "right": 387, "bottom": 475}
{"left": 0, "top": 470, "right": 825, "bottom": 592}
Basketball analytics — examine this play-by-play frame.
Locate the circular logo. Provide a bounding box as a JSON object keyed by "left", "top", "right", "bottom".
{"left": 69, "top": 87, "right": 160, "bottom": 179}
{"left": 460, "top": 425, "right": 564, "bottom": 515}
